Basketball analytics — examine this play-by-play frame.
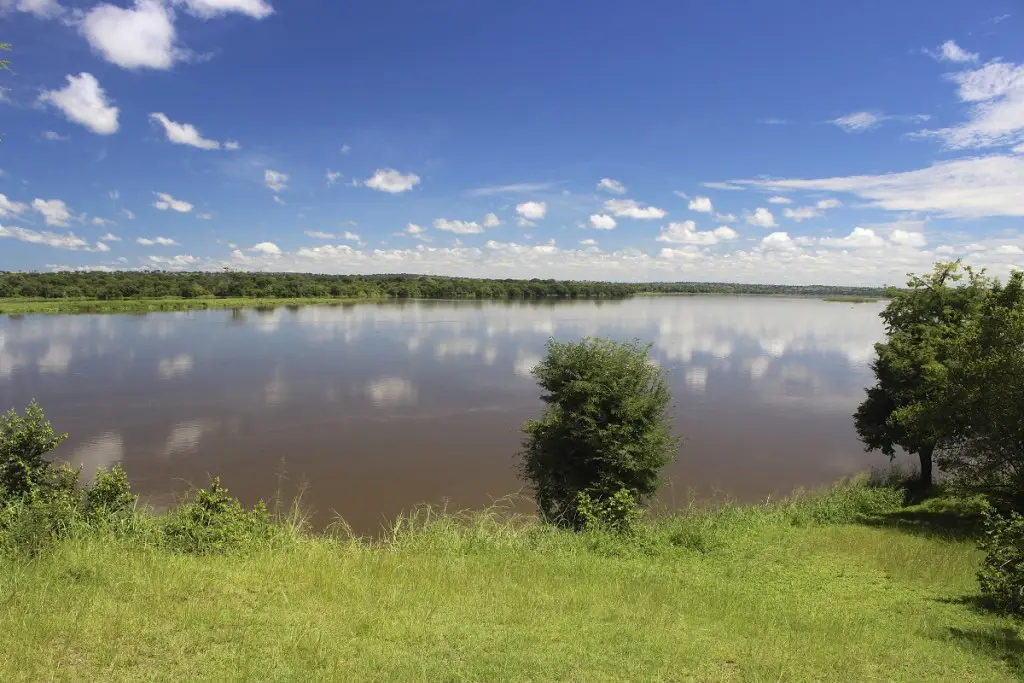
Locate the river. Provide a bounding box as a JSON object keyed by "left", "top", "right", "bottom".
{"left": 0, "top": 296, "right": 894, "bottom": 533}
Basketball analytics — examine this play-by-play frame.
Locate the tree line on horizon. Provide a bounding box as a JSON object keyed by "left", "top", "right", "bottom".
{"left": 0, "top": 271, "right": 886, "bottom": 301}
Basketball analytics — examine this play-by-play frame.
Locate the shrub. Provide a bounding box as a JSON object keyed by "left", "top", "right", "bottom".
{"left": 978, "top": 506, "right": 1024, "bottom": 615}
{"left": 0, "top": 465, "right": 83, "bottom": 557}
{"left": 575, "top": 488, "right": 643, "bottom": 534}
{"left": 85, "top": 465, "right": 138, "bottom": 520}
{"left": 0, "top": 401, "right": 68, "bottom": 502}
{"left": 162, "top": 478, "right": 274, "bottom": 555}
{"left": 520, "top": 337, "right": 678, "bottom": 529}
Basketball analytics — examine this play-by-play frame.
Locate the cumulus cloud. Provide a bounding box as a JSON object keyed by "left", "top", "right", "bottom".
{"left": 99, "top": 232, "right": 121, "bottom": 241}
{"left": 361, "top": 168, "right": 420, "bottom": 194}
{"left": 82, "top": 0, "right": 179, "bottom": 70}
{"left": 818, "top": 227, "right": 886, "bottom": 248}
{"left": 434, "top": 218, "right": 483, "bottom": 234}
{"left": 603, "top": 199, "right": 666, "bottom": 220}
{"left": 657, "top": 221, "right": 738, "bottom": 245}
{"left": 137, "top": 236, "right": 179, "bottom": 246}
{"left": 2, "top": 0, "right": 64, "bottom": 18}
{"left": 325, "top": 170, "right": 341, "bottom": 186}
{"left": 760, "top": 231, "right": 796, "bottom": 250}
{"left": 580, "top": 238, "right": 597, "bottom": 246}
{"left": 264, "top": 169, "right": 288, "bottom": 192}
{"left": 147, "top": 254, "right": 198, "bottom": 268}
{"left": 738, "top": 154, "right": 1024, "bottom": 218}
{"left": 400, "top": 223, "right": 429, "bottom": 241}
{"left": 42, "top": 130, "right": 69, "bottom": 141}
{"left": 483, "top": 212, "right": 502, "bottom": 228}
{"left": 745, "top": 207, "right": 777, "bottom": 227}
{"left": 588, "top": 214, "right": 617, "bottom": 230}
{"left": 251, "top": 241, "right": 281, "bottom": 255}
{"left": 149, "top": 113, "right": 223, "bottom": 149}
{"left": 152, "top": 192, "right": 193, "bottom": 212}
{"left": 597, "top": 178, "right": 626, "bottom": 194}
{"left": 889, "top": 229, "right": 927, "bottom": 247}
{"left": 38, "top": 73, "right": 119, "bottom": 135}
{"left": 223, "top": 140, "right": 241, "bottom": 151}
{"left": 32, "top": 199, "right": 71, "bottom": 227}
{"left": 688, "top": 196, "right": 713, "bottom": 213}
{"left": 516, "top": 201, "right": 547, "bottom": 223}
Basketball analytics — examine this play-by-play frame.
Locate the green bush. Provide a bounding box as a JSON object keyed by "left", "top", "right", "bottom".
{"left": 85, "top": 465, "right": 138, "bottom": 519}
{"left": 978, "top": 507, "right": 1024, "bottom": 615}
{"left": 0, "top": 465, "right": 83, "bottom": 557}
{"left": 575, "top": 488, "right": 643, "bottom": 534}
{"left": 520, "top": 337, "right": 678, "bottom": 529}
{"left": 0, "top": 401, "right": 68, "bottom": 502}
{"left": 162, "top": 478, "right": 274, "bottom": 555}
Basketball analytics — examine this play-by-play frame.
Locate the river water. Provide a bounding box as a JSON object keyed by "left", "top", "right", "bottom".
{"left": 0, "top": 296, "right": 894, "bottom": 532}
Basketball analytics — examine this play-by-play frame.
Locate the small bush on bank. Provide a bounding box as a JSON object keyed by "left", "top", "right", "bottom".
{"left": 520, "top": 337, "right": 677, "bottom": 530}
{"left": 978, "top": 507, "right": 1024, "bottom": 616}
{"left": 0, "top": 401, "right": 68, "bottom": 503}
{"left": 161, "top": 478, "right": 276, "bottom": 555}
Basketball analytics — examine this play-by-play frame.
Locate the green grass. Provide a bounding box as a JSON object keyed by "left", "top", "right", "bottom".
{"left": 1, "top": 480, "right": 1021, "bottom": 682}
{"left": 0, "top": 296, "right": 383, "bottom": 314}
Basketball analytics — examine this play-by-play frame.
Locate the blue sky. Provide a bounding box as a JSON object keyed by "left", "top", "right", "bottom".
{"left": 1, "top": 0, "right": 1023, "bottom": 284}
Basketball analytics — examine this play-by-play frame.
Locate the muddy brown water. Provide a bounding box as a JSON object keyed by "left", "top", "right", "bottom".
{"left": 0, "top": 296, "right": 897, "bottom": 534}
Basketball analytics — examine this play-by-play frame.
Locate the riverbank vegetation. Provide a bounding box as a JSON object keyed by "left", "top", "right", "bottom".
{"left": 1, "top": 271, "right": 888, "bottom": 314}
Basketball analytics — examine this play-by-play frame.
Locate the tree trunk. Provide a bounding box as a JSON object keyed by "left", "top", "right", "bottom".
{"left": 918, "top": 444, "right": 934, "bottom": 490}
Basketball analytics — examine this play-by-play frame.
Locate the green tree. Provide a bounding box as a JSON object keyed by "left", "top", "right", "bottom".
{"left": 519, "top": 337, "right": 677, "bottom": 527}
{"left": 854, "top": 261, "right": 992, "bottom": 489}
{"left": 0, "top": 401, "right": 69, "bottom": 501}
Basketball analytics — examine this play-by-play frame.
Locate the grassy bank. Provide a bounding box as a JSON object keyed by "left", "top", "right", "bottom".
{"left": 1, "top": 479, "right": 1021, "bottom": 682}
{"left": 823, "top": 296, "right": 881, "bottom": 303}
{"left": 0, "top": 296, "right": 382, "bottom": 314}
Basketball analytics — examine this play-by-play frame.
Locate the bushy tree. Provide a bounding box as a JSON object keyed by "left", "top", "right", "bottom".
{"left": 0, "top": 401, "right": 68, "bottom": 501}
{"left": 519, "top": 337, "right": 677, "bottom": 528}
{"left": 854, "top": 262, "right": 992, "bottom": 489}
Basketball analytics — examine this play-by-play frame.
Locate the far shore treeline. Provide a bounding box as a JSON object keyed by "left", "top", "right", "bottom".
{"left": 0, "top": 271, "right": 887, "bottom": 301}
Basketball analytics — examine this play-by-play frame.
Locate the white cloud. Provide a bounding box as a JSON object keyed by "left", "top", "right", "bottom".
{"left": 817, "top": 198, "right": 842, "bottom": 210}
{"left": 362, "top": 168, "right": 420, "bottom": 194}
{"left": 222, "top": 140, "right": 240, "bottom": 151}
{"left": 745, "top": 207, "right": 777, "bottom": 227}
{"left": 340, "top": 144, "right": 351, "bottom": 155}
{"left": 832, "top": 111, "right": 881, "bottom": 132}
{"left": 264, "top": 169, "right": 288, "bottom": 192}
{"left": 272, "top": 195, "right": 285, "bottom": 205}
{"left": 588, "top": 214, "right": 617, "bottom": 230}
{"left": 251, "top": 241, "right": 281, "bottom": 255}
{"left": 91, "top": 216, "right": 115, "bottom": 227}
{"left": 0, "top": 224, "right": 106, "bottom": 251}
{"left": 767, "top": 196, "right": 792, "bottom": 204}
{"left": 483, "top": 212, "right": 502, "bottom": 228}
{"left": 434, "top": 218, "right": 483, "bottom": 234}
{"left": 516, "top": 201, "right": 547, "bottom": 221}
{"left": 152, "top": 192, "right": 193, "bottom": 212}
{"left": 82, "top": 0, "right": 179, "bottom": 70}
{"left": 889, "top": 229, "right": 927, "bottom": 247}
{"left": 688, "top": 196, "right": 713, "bottom": 213}
{"left": 929, "top": 40, "right": 980, "bottom": 64}
{"left": 172, "top": 0, "right": 273, "bottom": 19}
{"left": 994, "top": 244, "right": 1024, "bottom": 255}
{"left": 2, "top": 0, "right": 64, "bottom": 18}
{"left": 38, "top": 73, "right": 119, "bottom": 135}
{"left": 819, "top": 227, "right": 886, "bottom": 248}
{"left": 342, "top": 231, "right": 360, "bottom": 242}
{"left": 715, "top": 212, "right": 737, "bottom": 222}
{"left": 122, "top": 208, "right": 136, "bottom": 220}
{"left": 0, "top": 194, "right": 28, "bottom": 218}
{"left": 305, "top": 231, "right": 335, "bottom": 239}
{"left": 149, "top": 112, "right": 222, "bottom": 150}
{"left": 739, "top": 154, "right": 1024, "bottom": 218}
{"left": 325, "top": 170, "right": 341, "bottom": 186}
{"left": 914, "top": 60, "right": 1024, "bottom": 150}
{"left": 32, "top": 199, "right": 71, "bottom": 227}
{"left": 146, "top": 254, "right": 198, "bottom": 268}
{"left": 701, "top": 182, "right": 745, "bottom": 191}
{"left": 597, "top": 178, "right": 626, "bottom": 194}
{"left": 467, "top": 182, "right": 557, "bottom": 197}
{"left": 42, "top": 130, "right": 69, "bottom": 141}
{"left": 196, "top": 212, "right": 213, "bottom": 220}
{"left": 761, "top": 232, "right": 796, "bottom": 250}
{"left": 603, "top": 199, "right": 666, "bottom": 220}
{"left": 657, "top": 220, "right": 738, "bottom": 245}
{"left": 137, "top": 236, "right": 179, "bottom": 246}
{"left": 401, "top": 223, "right": 429, "bottom": 241}
{"left": 580, "top": 238, "right": 597, "bottom": 246}
{"left": 99, "top": 232, "right": 121, "bottom": 241}
{"left": 658, "top": 246, "right": 703, "bottom": 261}
{"left": 783, "top": 206, "right": 819, "bottom": 222}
